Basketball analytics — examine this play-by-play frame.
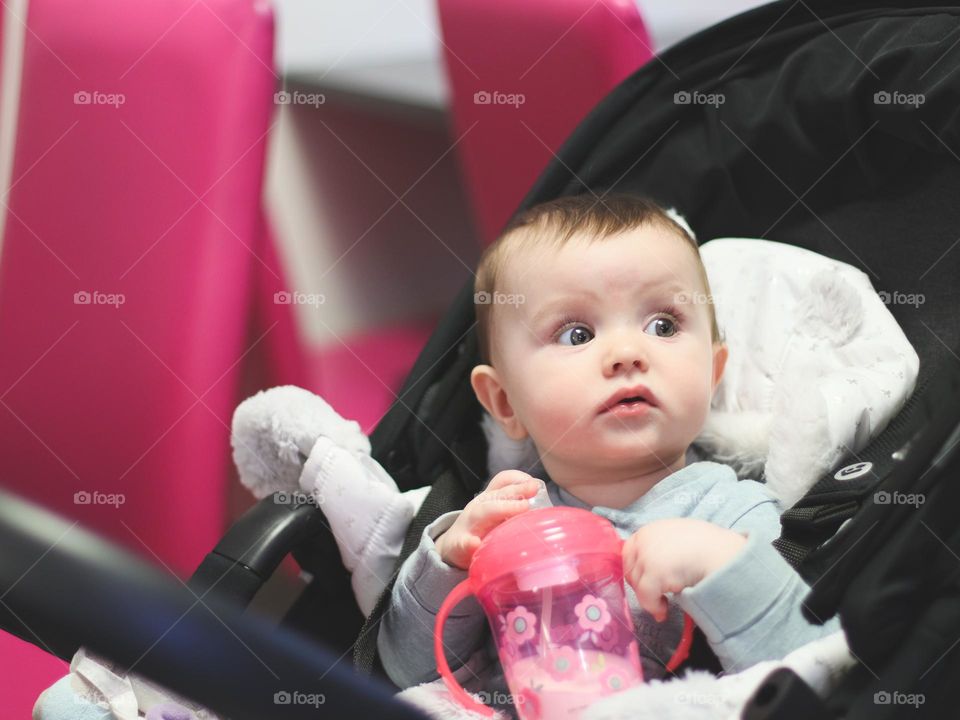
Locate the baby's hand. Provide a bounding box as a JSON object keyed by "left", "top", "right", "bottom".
{"left": 434, "top": 470, "right": 542, "bottom": 570}
{"left": 622, "top": 518, "right": 747, "bottom": 621}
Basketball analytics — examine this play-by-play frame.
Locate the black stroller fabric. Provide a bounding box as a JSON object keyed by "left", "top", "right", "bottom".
{"left": 335, "top": 1, "right": 960, "bottom": 717}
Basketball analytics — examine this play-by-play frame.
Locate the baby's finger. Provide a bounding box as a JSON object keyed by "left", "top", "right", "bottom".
{"left": 440, "top": 532, "right": 482, "bottom": 570}
{"left": 487, "top": 470, "right": 536, "bottom": 491}
{"left": 491, "top": 479, "right": 542, "bottom": 502}
{"left": 632, "top": 569, "right": 669, "bottom": 622}
{"left": 471, "top": 494, "right": 534, "bottom": 535}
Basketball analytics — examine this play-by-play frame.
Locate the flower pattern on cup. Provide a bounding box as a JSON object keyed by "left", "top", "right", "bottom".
{"left": 575, "top": 594, "right": 611, "bottom": 633}
{"left": 589, "top": 622, "right": 619, "bottom": 652}
{"left": 546, "top": 645, "right": 578, "bottom": 681}
{"left": 501, "top": 606, "right": 537, "bottom": 645}
{"left": 599, "top": 667, "right": 630, "bottom": 695}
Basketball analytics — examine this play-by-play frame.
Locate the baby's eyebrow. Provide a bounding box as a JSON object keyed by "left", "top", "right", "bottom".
{"left": 530, "top": 279, "right": 688, "bottom": 325}
{"left": 530, "top": 289, "right": 601, "bottom": 325}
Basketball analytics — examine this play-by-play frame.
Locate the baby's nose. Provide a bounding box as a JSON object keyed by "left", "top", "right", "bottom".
{"left": 610, "top": 357, "right": 646, "bottom": 373}
{"left": 606, "top": 343, "right": 649, "bottom": 374}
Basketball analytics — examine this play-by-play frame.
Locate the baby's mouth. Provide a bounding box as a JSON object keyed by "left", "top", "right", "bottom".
{"left": 599, "top": 385, "right": 659, "bottom": 413}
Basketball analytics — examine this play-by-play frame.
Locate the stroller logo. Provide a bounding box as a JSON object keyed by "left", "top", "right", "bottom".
{"left": 874, "top": 690, "right": 924, "bottom": 707}
{"left": 473, "top": 90, "right": 525, "bottom": 108}
{"left": 833, "top": 461, "right": 873, "bottom": 481}
{"left": 74, "top": 290, "right": 126, "bottom": 308}
{"left": 873, "top": 90, "right": 925, "bottom": 108}
{"left": 874, "top": 490, "right": 924, "bottom": 508}
{"left": 674, "top": 90, "right": 725, "bottom": 108}
{"left": 74, "top": 490, "right": 126, "bottom": 508}
{"left": 274, "top": 690, "right": 326, "bottom": 707}
{"left": 474, "top": 291, "right": 524, "bottom": 307}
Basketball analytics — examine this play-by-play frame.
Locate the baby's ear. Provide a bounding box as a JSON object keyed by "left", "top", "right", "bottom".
{"left": 711, "top": 342, "right": 729, "bottom": 393}
{"left": 470, "top": 365, "right": 528, "bottom": 441}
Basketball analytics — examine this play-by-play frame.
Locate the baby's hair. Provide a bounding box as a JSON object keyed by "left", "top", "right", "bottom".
{"left": 474, "top": 193, "right": 723, "bottom": 366}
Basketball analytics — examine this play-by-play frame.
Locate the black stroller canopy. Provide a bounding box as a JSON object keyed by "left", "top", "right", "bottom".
{"left": 375, "top": 0, "right": 960, "bottom": 496}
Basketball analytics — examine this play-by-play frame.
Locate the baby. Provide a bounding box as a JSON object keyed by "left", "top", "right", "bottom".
{"left": 378, "top": 193, "right": 842, "bottom": 705}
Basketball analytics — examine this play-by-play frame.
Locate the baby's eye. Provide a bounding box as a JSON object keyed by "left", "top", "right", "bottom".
{"left": 557, "top": 325, "right": 594, "bottom": 346}
{"left": 645, "top": 315, "right": 678, "bottom": 337}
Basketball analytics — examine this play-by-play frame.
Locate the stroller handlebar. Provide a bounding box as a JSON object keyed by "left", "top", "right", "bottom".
{"left": 187, "top": 491, "right": 328, "bottom": 603}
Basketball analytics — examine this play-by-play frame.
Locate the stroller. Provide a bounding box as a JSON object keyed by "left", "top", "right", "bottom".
{"left": 4, "top": 0, "right": 960, "bottom": 718}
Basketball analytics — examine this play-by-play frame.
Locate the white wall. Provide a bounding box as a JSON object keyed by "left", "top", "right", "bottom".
{"left": 271, "top": 0, "right": 771, "bottom": 74}
{"left": 273, "top": 0, "right": 442, "bottom": 73}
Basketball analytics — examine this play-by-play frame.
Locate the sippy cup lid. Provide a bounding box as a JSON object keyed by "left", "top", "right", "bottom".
{"left": 468, "top": 507, "right": 623, "bottom": 590}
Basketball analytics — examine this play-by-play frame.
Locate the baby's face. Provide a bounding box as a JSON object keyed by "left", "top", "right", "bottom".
{"left": 473, "top": 224, "right": 726, "bottom": 481}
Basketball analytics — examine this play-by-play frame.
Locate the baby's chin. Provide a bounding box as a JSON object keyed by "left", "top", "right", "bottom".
{"left": 542, "top": 442, "right": 689, "bottom": 477}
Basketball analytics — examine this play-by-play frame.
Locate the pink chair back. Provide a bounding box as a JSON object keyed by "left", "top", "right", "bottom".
{"left": 0, "top": 0, "right": 279, "bottom": 575}
{"left": 437, "top": 0, "right": 654, "bottom": 246}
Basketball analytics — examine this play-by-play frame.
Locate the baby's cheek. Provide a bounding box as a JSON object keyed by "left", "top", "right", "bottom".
{"left": 673, "top": 364, "right": 714, "bottom": 421}
{"left": 527, "top": 393, "right": 584, "bottom": 445}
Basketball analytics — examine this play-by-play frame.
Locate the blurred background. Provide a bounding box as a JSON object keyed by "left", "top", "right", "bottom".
{"left": 0, "top": 0, "right": 765, "bottom": 711}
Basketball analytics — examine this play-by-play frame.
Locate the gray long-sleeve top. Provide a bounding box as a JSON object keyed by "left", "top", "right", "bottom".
{"left": 378, "top": 461, "right": 843, "bottom": 690}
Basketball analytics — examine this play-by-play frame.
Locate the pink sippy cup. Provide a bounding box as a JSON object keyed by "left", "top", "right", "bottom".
{"left": 434, "top": 507, "right": 694, "bottom": 719}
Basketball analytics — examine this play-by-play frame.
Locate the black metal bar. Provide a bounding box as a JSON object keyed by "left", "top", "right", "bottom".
{"left": 187, "top": 491, "right": 326, "bottom": 603}
{"left": 0, "top": 489, "right": 426, "bottom": 720}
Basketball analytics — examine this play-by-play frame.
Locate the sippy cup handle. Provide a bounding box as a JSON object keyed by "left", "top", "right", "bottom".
{"left": 435, "top": 579, "right": 496, "bottom": 717}
{"left": 666, "top": 613, "right": 695, "bottom": 672}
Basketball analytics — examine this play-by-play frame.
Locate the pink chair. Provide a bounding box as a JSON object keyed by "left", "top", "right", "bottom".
{"left": 0, "top": 0, "right": 296, "bottom": 713}
{"left": 0, "top": 0, "right": 282, "bottom": 577}
{"left": 437, "top": 0, "right": 654, "bottom": 246}
{"left": 0, "top": 0, "right": 439, "bottom": 708}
